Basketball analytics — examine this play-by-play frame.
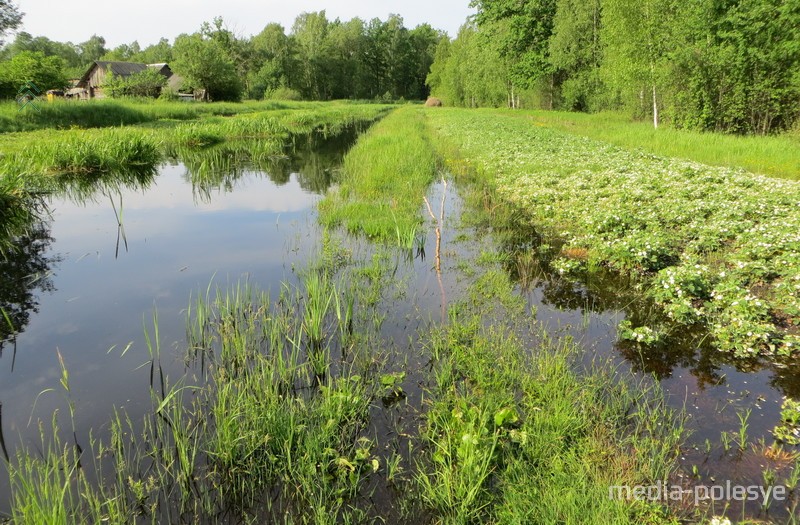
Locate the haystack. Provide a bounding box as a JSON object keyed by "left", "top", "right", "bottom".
{"left": 424, "top": 97, "right": 443, "bottom": 107}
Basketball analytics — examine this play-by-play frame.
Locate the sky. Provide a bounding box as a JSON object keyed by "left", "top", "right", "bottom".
{"left": 15, "top": 0, "right": 475, "bottom": 48}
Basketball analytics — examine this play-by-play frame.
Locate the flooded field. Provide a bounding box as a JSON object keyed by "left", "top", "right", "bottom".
{"left": 0, "top": 110, "right": 798, "bottom": 524}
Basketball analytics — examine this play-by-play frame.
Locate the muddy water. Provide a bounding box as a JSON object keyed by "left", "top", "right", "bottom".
{"left": 0, "top": 129, "right": 797, "bottom": 522}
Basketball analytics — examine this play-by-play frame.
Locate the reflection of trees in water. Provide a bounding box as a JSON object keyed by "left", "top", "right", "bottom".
{"left": 51, "top": 169, "right": 157, "bottom": 207}
{"left": 0, "top": 220, "right": 59, "bottom": 358}
{"left": 178, "top": 127, "right": 360, "bottom": 200}
{"left": 492, "top": 221, "right": 795, "bottom": 394}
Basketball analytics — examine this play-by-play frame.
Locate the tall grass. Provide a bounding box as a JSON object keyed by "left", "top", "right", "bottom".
{"left": 0, "top": 99, "right": 308, "bottom": 133}
{"left": 522, "top": 109, "right": 800, "bottom": 180}
{"left": 319, "top": 107, "right": 438, "bottom": 245}
{"left": 5, "top": 244, "right": 393, "bottom": 523}
{"left": 416, "top": 311, "right": 685, "bottom": 524}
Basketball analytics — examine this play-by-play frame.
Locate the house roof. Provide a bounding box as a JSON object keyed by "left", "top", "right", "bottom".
{"left": 78, "top": 61, "right": 154, "bottom": 86}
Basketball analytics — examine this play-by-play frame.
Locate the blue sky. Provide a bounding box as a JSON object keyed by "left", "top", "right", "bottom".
{"left": 16, "top": 0, "right": 475, "bottom": 47}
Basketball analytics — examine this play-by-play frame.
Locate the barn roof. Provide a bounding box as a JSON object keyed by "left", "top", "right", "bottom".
{"left": 78, "top": 61, "right": 150, "bottom": 86}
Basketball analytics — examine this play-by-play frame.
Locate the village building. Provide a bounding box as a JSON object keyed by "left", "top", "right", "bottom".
{"left": 67, "top": 61, "right": 189, "bottom": 100}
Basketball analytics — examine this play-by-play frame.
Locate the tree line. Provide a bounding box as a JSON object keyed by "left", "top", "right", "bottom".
{"left": 0, "top": 6, "right": 444, "bottom": 102}
{"left": 427, "top": 0, "right": 800, "bottom": 134}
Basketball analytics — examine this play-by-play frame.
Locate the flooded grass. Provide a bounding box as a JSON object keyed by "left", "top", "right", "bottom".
{"left": 6, "top": 103, "right": 795, "bottom": 524}
{"left": 428, "top": 109, "right": 800, "bottom": 361}
{"left": 6, "top": 251, "right": 393, "bottom": 524}
{"left": 417, "top": 316, "right": 683, "bottom": 524}
{"left": 319, "top": 107, "right": 437, "bottom": 245}
{"left": 4, "top": 241, "right": 687, "bottom": 523}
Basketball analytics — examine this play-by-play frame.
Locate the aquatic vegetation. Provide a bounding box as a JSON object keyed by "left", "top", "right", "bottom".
{"left": 7, "top": 262, "right": 389, "bottom": 523}
{"left": 774, "top": 399, "right": 800, "bottom": 445}
{"left": 417, "top": 314, "right": 684, "bottom": 524}
{"left": 429, "top": 109, "right": 800, "bottom": 359}
{"left": 319, "top": 107, "right": 438, "bottom": 245}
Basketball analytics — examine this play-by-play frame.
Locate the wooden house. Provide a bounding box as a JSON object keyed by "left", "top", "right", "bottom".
{"left": 72, "top": 61, "right": 185, "bottom": 99}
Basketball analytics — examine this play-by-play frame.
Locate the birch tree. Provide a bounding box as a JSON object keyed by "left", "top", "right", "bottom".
{"left": 600, "top": 0, "right": 678, "bottom": 127}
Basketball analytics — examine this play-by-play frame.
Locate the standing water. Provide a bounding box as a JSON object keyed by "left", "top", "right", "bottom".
{"left": 0, "top": 126, "right": 797, "bottom": 523}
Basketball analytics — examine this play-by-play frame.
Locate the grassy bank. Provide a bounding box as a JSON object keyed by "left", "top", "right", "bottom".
{"left": 428, "top": 109, "right": 800, "bottom": 359}
{"left": 522, "top": 110, "right": 800, "bottom": 181}
{"left": 0, "top": 99, "right": 311, "bottom": 133}
{"left": 318, "top": 107, "right": 438, "bottom": 246}
{"left": 0, "top": 104, "right": 388, "bottom": 186}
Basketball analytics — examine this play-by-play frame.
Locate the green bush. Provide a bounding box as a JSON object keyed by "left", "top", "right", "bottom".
{"left": 267, "top": 87, "right": 302, "bottom": 101}
{"left": 105, "top": 69, "right": 167, "bottom": 98}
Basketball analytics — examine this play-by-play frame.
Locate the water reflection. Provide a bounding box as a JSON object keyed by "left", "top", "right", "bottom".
{"left": 491, "top": 215, "right": 800, "bottom": 399}
{"left": 171, "top": 127, "right": 359, "bottom": 200}
{"left": 0, "top": 128, "right": 358, "bottom": 375}
{"left": 0, "top": 221, "right": 59, "bottom": 360}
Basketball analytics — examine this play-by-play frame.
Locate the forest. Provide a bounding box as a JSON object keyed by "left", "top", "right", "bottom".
{"left": 0, "top": 10, "right": 443, "bottom": 103}
{"left": 430, "top": 0, "right": 800, "bottom": 134}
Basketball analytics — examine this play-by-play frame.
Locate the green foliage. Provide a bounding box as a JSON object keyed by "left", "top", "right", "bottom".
{"left": 418, "top": 314, "right": 683, "bottom": 524}
{"left": 431, "top": 0, "right": 800, "bottom": 134}
{"left": 549, "top": 0, "right": 603, "bottom": 111}
{"left": 429, "top": 108, "right": 800, "bottom": 358}
{"left": 668, "top": 0, "right": 800, "bottom": 134}
{"left": 318, "top": 107, "right": 437, "bottom": 245}
{"left": 78, "top": 34, "right": 107, "bottom": 64}
{"left": 266, "top": 86, "right": 302, "bottom": 100}
{"left": 471, "top": 0, "right": 558, "bottom": 89}
{"left": 172, "top": 32, "right": 243, "bottom": 102}
{"left": 426, "top": 24, "right": 509, "bottom": 107}
{"left": 774, "top": 398, "right": 800, "bottom": 445}
{"left": 0, "top": 0, "right": 23, "bottom": 46}
{"left": 0, "top": 50, "right": 68, "bottom": 98}
{"left": 104, "top": 68, "right": 167, "bottom": 98}
{"left": 2, "top": 31, "right": 82, "bottom": 71}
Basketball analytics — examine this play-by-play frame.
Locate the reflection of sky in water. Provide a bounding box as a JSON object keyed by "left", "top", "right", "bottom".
{"left": 0, "top": 158, "right": 796, "bottom": 521}
{"left": 0, "top": 165, "right": 325, "bottom": 480}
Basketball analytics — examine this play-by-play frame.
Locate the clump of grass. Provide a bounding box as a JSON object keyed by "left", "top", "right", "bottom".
{"left": 0, "top": 129, "right": 161, "bottom": 177}
{"left": 47, "top": 132, "right": 161, "bottom": 174}
{"left": 416, "top": 314, "right": 685, "bottom": 524}
{"left": 302, "top": 270, "right": 334, "bottom": 351}
{"left": 318, "top": 107, "right": 438, "bottom": 245}
{"left": 7, "top": 416, "right": 85, "bottom": 525}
